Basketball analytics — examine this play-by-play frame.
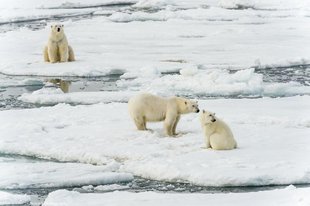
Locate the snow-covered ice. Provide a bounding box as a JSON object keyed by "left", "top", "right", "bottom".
{"left": 0, "top": 191, "right": 30, "bottom": 205}
{"left": 0, "top": 96, "right": 309, "bottom": 187}
{"left": 0, "top": 156, "right": 133, "bottom": 189}
{"left": 43, "top": 186, "right": 310, "bottom": 206}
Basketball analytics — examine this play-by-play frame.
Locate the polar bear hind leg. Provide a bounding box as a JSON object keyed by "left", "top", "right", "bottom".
{"left": 210, "top": 133, "right": 235, "bottom": 150}
{"left": 133, "top": 116, "right": 147, "bottom": 130}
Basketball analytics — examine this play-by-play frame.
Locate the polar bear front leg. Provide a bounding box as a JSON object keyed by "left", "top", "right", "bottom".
{"left": 204, "top": 134, "right": 211, "bottom": 149}
{"left": 59, "top": 44, "right": 69, "bottom": 62}
{"left": 164, "top": 113, "right": 177, "bottom": 136}
{"left": 43, "top": 46, "right": 50, "bottom": 62}
{"left": 48, "top": 43, "right": 58, "bottom": 63}
{"left": 172, "top": 115, "right": 180, "bottom": 135}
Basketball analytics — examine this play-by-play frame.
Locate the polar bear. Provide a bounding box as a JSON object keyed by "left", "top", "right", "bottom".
{"left": 200, "top": 110, "right": 237, "bottom": 150}
{"left": 128, "top": 93, "right": 199, "bottom": 136}
{"left": 44, "top": 24, "right": 75, "bottom": 63}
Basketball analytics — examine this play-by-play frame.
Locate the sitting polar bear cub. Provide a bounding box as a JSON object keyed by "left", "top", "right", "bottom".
{"left": 200, "top": 110, "right": 237, "bottom": 150}
{"left": 44, "top": 24, "right": 75, "bottom": 63}
{"left": 128, "top": 93, "right": 199, "bottom": 136}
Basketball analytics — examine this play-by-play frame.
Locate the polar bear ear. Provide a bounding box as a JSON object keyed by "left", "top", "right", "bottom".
{"left": 61, "top": 25, "right": 64, "bottom": 27}
{"left": 213, "top": 113, "right": 216, "bottom": 116}
{"left": 202, "top": 110, "right": 205, "bottom": 113}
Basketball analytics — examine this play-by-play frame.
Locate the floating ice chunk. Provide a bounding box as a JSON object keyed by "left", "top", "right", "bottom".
{"left": 32, "top": 87, "right": 64, "bottom": 95}
{"left": 120, "top": 66, "right": 160, "bottom": 79}
{"left": 94, "top": 184, "right": 129, "bottom": 191}
{"left": 0, "top": 191, "right": 30, "bottom": 205}
{"left": 134, "top": 0, "right": 174, "bottom": 9}
{"left": 180, "top": 65, "right": 199, "bottom": 76}
{"left": 0, "top": 159, "right": 133, "bottom": 189}
{"left": 43, "top": 187, "right": 310, "bottom": 206}
{"left": 19, "top": 90, "right": 137, "bottom": 105}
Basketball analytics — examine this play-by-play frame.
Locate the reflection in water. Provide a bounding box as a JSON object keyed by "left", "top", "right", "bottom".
{"left": 48, "top": 79, "right": 71, "bottom": 93}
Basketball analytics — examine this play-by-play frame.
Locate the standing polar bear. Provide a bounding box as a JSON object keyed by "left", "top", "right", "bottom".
{"left": 200, "top": 110, "right": 237, "bottom": 150}
{"left": 128, "top": 93, "right": 200, "bottom": 136}
{"left": 44, "top": 24, "right": 75, "bottom": 63}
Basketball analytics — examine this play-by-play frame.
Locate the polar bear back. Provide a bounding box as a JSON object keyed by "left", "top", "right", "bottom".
{"left": 128, "top": 93, "right": 168, "bottom": 122}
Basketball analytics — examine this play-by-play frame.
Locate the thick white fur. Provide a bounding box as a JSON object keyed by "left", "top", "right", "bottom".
{"left": 128, "top": 93, "right": 199, "bottom": 136}
{"left": 200, "top": 110, "right": 237, "bottom": 150}
{"left": 44, "top": 24, "right": 75, "bottom": 63}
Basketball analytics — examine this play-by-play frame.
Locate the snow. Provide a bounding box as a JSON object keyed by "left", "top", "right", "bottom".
{"left": 0, "top": 156, "right": 133, "bottom": 189}
{"left": 0, "top": 191, "right": 30, "bottom": 205}
{"left": 43, "top": 186, "right": 310, "bottom": 206}
{"left": 0, "top": 96, "right": 309, "bottom": 187}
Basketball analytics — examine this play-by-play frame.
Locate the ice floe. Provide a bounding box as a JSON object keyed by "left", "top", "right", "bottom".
{"left": 0, "top": 191, "right": 30, "bottom": 205}
{"left": 0, "top": 156, "right": 133, "bottom": 189}
{"left": 0, "top": 96, "right": 309, "bottom": 186}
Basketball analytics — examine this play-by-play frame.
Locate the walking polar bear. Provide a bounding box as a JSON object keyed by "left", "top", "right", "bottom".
{"left": 44, "top": 24, "right": 75, "bottom": 63}
{"left": 128, "top": 93, "right": 199, "bottom": 136}
{"left": 200, "top": 110, "right": 237, "bottom": 150}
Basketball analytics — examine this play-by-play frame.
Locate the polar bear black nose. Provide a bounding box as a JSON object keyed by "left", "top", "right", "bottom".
{"left": 57, "top": 28, "right": 60, "bottom": 32}
{"left": 196, "top": 109, "right": 200, "bottom": 113}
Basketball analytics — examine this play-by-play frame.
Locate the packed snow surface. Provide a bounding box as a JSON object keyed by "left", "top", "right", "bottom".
{"left": 43, "top": 186, "right": 310, "bottom": 206}
{"left": 0, "top": 96, "right": 309, "bottom": 187}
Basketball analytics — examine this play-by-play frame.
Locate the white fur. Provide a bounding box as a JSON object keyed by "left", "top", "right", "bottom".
{"left": 128, "top": 93, "right": 199, "bottom": 136}
{"left": 200, "top": 110, "right": 237, "bottom": 150}
{"left": 44, "top": 24, "right": 75, "bottom": 63}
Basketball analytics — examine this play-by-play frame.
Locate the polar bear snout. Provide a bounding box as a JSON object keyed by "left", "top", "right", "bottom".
{"left": 196, "top": 109, "right": 200, "bottom": 113}
{"left": 57, "top": 28, "right": 61, "bottom": 32}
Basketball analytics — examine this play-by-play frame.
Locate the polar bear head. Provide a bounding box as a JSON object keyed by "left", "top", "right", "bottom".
{"left": 200, "top": 110, "right": 216, "bottom": 124}
{"left": 51, "top": 24, "right": 64, "bottom": 33}
{"left": 50, "top": 24, "right": 65, "bottom": 39}
{"left": 178, "top": 98, "right": 199, "bottom": 114}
